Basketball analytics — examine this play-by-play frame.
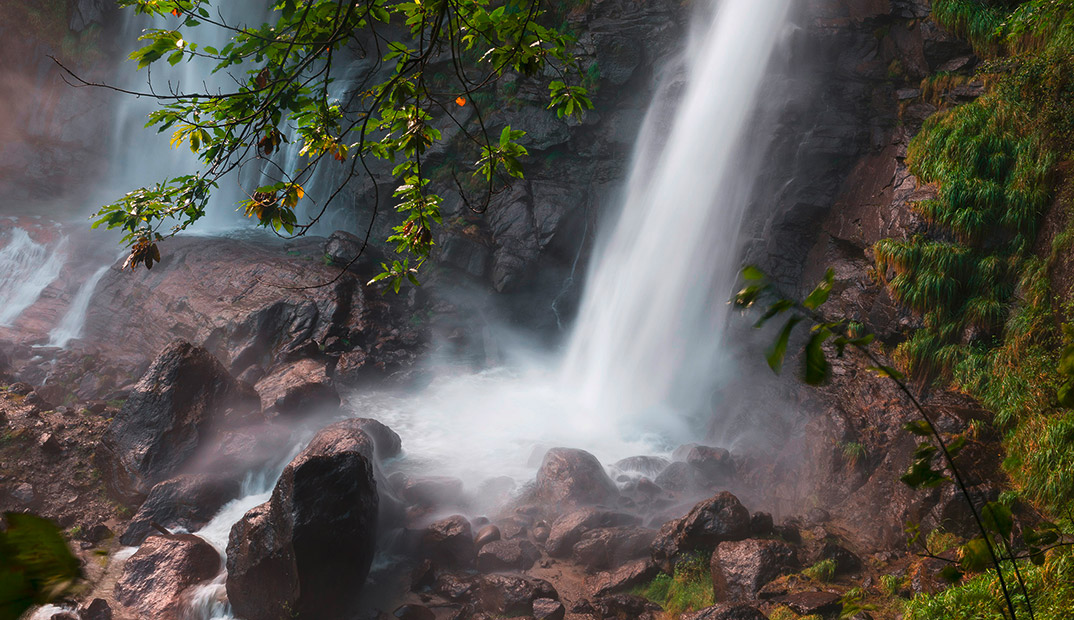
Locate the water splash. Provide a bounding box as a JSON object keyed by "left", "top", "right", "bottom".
{"left": 0, "top": 228, "right": 65, "bottom": 327}
{"left": 561, "top": 0, "right": 791, "bottom": 433}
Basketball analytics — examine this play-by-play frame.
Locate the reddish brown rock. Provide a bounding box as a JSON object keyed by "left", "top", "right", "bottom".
{"left": 681, "top": 603, "right": 768, "bottom": 620}
{"left": 650, "top": 492, "right": 751, "bottom": 572}
{"left": 710, "top": 539, "right": 799, "bottom": 601}
{"left": 421, "top": 515, "right": 475, "bottom": 567}
{"left": 255, "top": 358, "right": 340, "bottom": 418}
{"left": 114, "top": 533, "right": 220, "bottom": 620}
{"left": 572, "top": 526, "right": 657, "bottom": 571}
{"left": 536, "top": 448, "right": 618, "bottom": 510}
{"left": 587, "top": 558, "right": 660, "bottom": 597}
{"left": 546, "top": 508, "right": 638, "bottom": 557}
{"left": 477, "top": 538, "right": 540, "bottom": 571}
{"left": 777, "top": 591, "right": 843, "bottom": 615}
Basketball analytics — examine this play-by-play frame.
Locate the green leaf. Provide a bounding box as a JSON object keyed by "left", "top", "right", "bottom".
{"left": 903, "top": 420, "right": 933, "bottom": 437}
{"left": 866, "top": 365, "right": 906, "bottom": 381}
{"left": 0, "top": 513, "right": 82, "bottom": 620}
{"left": 741, "top": 265, "right": 766, "bottom": 281}
{"left": 980, "top": 501, "right": 1013, "bottom": 539}
{"left": 804, "top": 330, "right": 831, "bottom": 386}
{"left": 767, "top": 316, "right": 803, "bottom": 374}
{"left": 959, "top": 538, "right": 992, "bottom": 572}
{"left": 803, "top": 268, "right": 835, "bottom": 310}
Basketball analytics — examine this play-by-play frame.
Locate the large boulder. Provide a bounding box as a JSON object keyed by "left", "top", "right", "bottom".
{"left": 120, "top": 473, "right": 242, "bottom": 546}
{"left": 650, "top": 492, "right": 752, "bottom": 572}
{"left": 546, "top": 509, "right": 638, "bottom": 557}
{"left": 710, "top": 539, "right": 799, "bottom": 601}
{"left": 587, "top": 558, "right": 660, "bottom": 597}
{"left": 572, "top": 526, "right": 657, "bottom": 571}
{"left": 99, "top": 341, "right": 261, "bottom": 502}
{"left": 536, "top": 448, "right": 619, "bottom": 510}
{"left": 477, "top": 538, "right": 540, "bottom": 572}
{"left": 113, "top": 534, "right": 221, "bottom": 620}
{"left": 226, "top": 420, "right": 379, "bottom": 619}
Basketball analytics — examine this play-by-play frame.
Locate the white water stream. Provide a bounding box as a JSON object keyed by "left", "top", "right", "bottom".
{"left": 0, "top": 228, "right": 65, "bottom": 327}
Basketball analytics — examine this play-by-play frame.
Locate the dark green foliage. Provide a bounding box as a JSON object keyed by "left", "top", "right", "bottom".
{"left": 905, "top": 549, "right": 1074, "bottom": 620}
{"left": 0, "top": 513, "right": 82, "bottom": 620}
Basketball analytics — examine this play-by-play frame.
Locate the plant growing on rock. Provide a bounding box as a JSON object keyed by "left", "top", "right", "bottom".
{"left": 59, "top": 0, "right": 593, "bottom": 290}
{"left": 735, "top": 265, "right": 1074, "bottom": 620}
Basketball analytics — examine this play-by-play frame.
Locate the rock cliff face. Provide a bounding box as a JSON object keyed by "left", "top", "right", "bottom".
{"left": 0, "top": 3, "right": 120, "bottom": 204}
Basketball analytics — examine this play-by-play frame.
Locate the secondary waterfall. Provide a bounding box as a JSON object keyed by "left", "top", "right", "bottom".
{"left": 0, "top": 228, "right": 65, "bottom": 327}
{"left": 561, "top": 0, "right": 790, "bottom": 430}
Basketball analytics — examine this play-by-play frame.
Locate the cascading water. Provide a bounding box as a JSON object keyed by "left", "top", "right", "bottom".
{"left": 0, "top": 228, "right": 66, "bottom": 327}
{"left": 561, "top": 0, "right": 791, "bottom": 432}
{"left": 48, "top": 262, "right": 112, "bottom": 347}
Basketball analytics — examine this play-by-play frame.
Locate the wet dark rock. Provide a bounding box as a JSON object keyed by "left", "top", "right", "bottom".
{"left": 226, "top": 420, "right": 378, "bottom": 619}
{"left": 349, "top": 417, "right": 402, "bottom": 459}
{"left": 655, "top": 462, "right": 699, "bottom": 492}
{"left": 536, "top": 448, "right": 619, "bottom": 509}
{"left": 533, "top": 597, "right": 566, "bottom": 620}
{"left": 685, "top": 445, "right": 734, "bottom": 485}
{"left": 681, "top": 603, "right": 767, "bottom": 620}
{"left": 121, "top": 473, "right": 241, "bottom": 546}
{"left": 436, "top": 573, "right": 558, "bottom": 616}
{"left": 822, "top": 541, "right": 863, "bottom": 575}
{"left": 613, "top": 456, "right": 670, "bottom": 478}
{"left": 392, "top": 604, "right": 436, "bottom": 620}
{"left": 473, "top": 574, "right": 559, "bottom": 616}
{"left": 573, "top": 526, "right": 657, "bottom": 571}
{"left": 710, "top": 539, "right": 800, "bottom": 601}
{"left": 99, "top": 341, "right": 261, "bottom": 503}
{"left": 775, "top": 522, "right": 801, "bottom": 545}
{"left": 114, "top": 534, "right": 221, "bottom": 620}
{"left": 546, "top": 508, "right": 638, "bottom": 557}
{"left": 477, "top": 538, "right": 540, "bottom": 571}
{"left": 777, "top": 591, "right": 843, "bottom": 615}
{"left": 50, "top": 612, "right": 78, "bottom": 620}
{"left": 401, "top": 475, "right": 465, "bottom": 508}
{"left": 587, "top": 557, "right": 660, "bottom": 597}
{"left": 748, "top": 512, "right": 774, "bottom": 537}
{"left": 421, "top": 515, "right": 475, "bottom": 568}
{"left": 79, "top": 599, "right": 112, "bottom": 620}
{"left": 651, "top": 492, "right": 752, "bottom": 572}
{"left": 474, "top": 524, "right": 502, "bottom": 550}
{"left": 590, "top": 593, "right": 662, "bottom": 620}
{"left": 255, "top": 358, "right": 340, "bottom": 418}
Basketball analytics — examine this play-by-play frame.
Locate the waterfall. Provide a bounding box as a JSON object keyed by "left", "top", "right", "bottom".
{"left": 0, "top": 228, "right": 65, "bottom": 327}
{"left": 561, "top": 0, "right": 790, "bottom": 433}
{"left": 48, "top": 262, "right": 111, "bottom": 347}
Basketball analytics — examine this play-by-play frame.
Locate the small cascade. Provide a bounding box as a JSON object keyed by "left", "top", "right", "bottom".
{"left": 0, "top": 228, "right": 66, "bottom": 327}
{"left": 48, "top": 262, "right": 111, "bottom": 347}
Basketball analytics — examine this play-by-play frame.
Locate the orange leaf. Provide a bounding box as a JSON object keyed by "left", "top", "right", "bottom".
{"left": 455, "top": 96, "right": 466, "bottom": 107}
{"left": 171, "top": 8, "right": 181, "bottom": 16}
